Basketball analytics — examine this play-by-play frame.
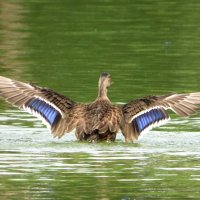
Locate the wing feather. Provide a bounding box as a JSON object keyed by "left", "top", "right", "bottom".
{"left": 122, "top": 93, "right": 200, "bottom": 141}
{"left": 0, "top": 76, "right": 76, "bottom": 137}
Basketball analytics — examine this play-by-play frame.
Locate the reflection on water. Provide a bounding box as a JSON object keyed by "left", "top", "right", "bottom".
{"left": 0, "top": 1, "right": 29, "bottom": 78}
{"left": 0, "top": 145, "right": 200, "bottom": 200}
{"left": 0, "top": 111, "right": 200, "bottom": 199}
{"left": 1, "top": 0, "right": 200, "bottom": 199}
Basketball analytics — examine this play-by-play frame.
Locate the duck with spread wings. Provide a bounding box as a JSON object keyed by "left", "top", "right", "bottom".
{"left": 0, "top": 72, "right": 200, "bottom": 142}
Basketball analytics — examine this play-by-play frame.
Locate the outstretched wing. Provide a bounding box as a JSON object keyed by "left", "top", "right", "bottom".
{"left": 122, "top": 93, "right": 200, "bottom": 141}
{"left": 0, "top": 76, "right": 76, "bottom": 137}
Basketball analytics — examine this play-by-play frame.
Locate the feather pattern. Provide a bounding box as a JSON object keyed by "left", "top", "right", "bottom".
{"left": 24, "top": 98, "right": 61, "bottom": 126}
{"left": 132, "top": 107, "right": 169, "bottom": 138}
{"left": 1, "top": 73, "right": 200, "bottom": 142}
{"left": 0, "top": 76, "right": 75, "bottom": 137}
{"left": 122, "top": 94, "right": 200, "bottom": 141}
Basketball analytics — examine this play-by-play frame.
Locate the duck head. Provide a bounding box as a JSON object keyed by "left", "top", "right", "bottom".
{"left": 99, "top": 72, "right": 112, "bottom": 88}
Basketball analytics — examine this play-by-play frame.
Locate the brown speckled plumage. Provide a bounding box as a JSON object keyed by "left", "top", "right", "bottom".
{"left": 0, "top": 73, "right": 200, "bottom": 142}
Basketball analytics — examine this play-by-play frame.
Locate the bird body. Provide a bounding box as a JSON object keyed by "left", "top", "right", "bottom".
{"left": 72, "top": 100, "right": 122, "bottom": 142}
{"left": 0, "top": 73, "right": 200, "bottom": 142}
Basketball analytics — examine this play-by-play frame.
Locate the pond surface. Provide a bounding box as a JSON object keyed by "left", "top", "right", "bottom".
{"left": 1, "top": 0, "right": 200, "bottom": 199}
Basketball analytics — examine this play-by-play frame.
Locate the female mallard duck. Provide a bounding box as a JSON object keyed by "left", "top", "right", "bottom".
{"left": 0, "top": 72, "right": 200, "bottom": 142}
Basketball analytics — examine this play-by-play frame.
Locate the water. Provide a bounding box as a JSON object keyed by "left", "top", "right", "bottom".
{"left": 1, "top": 0, "right": 200, "bottom": 199}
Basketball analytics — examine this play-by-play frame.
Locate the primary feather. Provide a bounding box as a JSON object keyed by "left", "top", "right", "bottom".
{"left": 0, "top": 73, "right": 200, "bottom": 142}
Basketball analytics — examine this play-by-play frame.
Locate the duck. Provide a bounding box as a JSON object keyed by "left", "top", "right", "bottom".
{"left": 0, "top": 72, "right": 200, "bottom": 142}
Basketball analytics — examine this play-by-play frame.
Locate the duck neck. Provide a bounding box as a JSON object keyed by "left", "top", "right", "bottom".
{"left": 97, "top": 82, "right": 108, "bottom": 100}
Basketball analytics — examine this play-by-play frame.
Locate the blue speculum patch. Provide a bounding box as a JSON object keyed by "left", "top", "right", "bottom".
{"left": 133, "top": 108, "right": 167, "bottom": 133}
{"left": 25, "top": 98, "right": 61, "bottom": 126}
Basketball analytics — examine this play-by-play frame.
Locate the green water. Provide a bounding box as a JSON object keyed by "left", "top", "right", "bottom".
{"left": 1, "top": 0, "right": 200, "bottom": 199}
